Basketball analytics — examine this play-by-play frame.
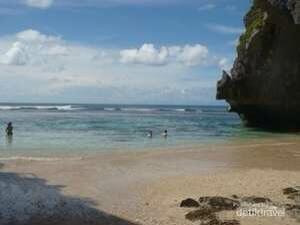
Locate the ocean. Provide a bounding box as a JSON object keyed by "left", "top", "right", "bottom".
{"left": 0, "top": 103, "right": 297, "bottom": 156}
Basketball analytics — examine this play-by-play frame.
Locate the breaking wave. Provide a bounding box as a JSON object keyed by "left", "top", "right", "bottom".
{"left": 0, "top": 105, "right": 201, "bottom": 113}
{"left": 0, "top": 105, "right": 83, "bottom": 111}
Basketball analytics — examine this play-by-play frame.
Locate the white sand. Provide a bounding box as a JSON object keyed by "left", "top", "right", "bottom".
{"left": 0, "top": 137, "right": 299, "bottom": 225}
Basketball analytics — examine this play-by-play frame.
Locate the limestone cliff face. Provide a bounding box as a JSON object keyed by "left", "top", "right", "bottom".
{"left": 217, "top": 0, "right": 300, "bottom": 128}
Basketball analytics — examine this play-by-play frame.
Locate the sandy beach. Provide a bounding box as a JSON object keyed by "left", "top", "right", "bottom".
{"left": 0, "top": 137, "right": 300, "bottom": 225}
{"left": 2, "top": 0, "right": 300, "bottom": 224}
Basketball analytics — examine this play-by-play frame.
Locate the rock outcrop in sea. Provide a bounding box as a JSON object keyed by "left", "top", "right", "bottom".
{"left": 217, "top": 0, "right": 300, "bottom": 128}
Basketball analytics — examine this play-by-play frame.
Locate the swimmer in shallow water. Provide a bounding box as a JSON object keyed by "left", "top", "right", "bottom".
{"left": 6, "top": 122, "right": 13, "bottom": 136}
{"left": 162, "top": 130, "right": 168, "bottom": 138}
{"left": 147, "top": 130, "right": 153, "bottom": 138}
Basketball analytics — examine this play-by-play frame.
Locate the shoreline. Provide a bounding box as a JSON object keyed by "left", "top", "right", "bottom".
{"left": 0, "top": 137, "right": 299, "bottom": 224}
{"left": 1, "top": 133, "right": 300, "bottom": 158}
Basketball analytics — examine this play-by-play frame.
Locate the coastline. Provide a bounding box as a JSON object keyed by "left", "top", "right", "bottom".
{"left": 1, "top": 133, "right": 299, "bottom": 158}
{"left": 0, "top": 137, "right": 299, "bottom": 224}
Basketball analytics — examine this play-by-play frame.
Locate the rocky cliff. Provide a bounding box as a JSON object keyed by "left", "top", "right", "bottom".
{"left": 217, "top": 0, "right": 300, "bottom": 129}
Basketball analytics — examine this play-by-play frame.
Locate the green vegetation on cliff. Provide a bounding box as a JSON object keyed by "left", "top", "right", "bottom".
{"left": 237, "top": 1, "right": 265, "bottom": 53}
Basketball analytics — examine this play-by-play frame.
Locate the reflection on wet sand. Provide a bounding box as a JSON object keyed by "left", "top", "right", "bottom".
{"left": 6, "top": 135, "right": 13, "bottom": 147}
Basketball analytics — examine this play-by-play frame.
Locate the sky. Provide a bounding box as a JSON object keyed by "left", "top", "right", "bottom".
{"left": 0, "top": 0, "right": 251, "bottom": 105}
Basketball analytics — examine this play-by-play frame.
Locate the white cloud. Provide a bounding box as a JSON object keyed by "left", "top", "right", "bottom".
{"left": 0, "top": 29, "right": 67, "bottom": 66}
{"left": 17, "top": 29, "right": 60, "bottom": 43}
{"left": 198, "top": 4, "right": 216, "bottom": 11}
{"left": 206, "top": 24, "right": 244, "bottom": 35}
{"left": 25, "top": 0, "right": 53, "bottom": 9}
{"left": 0, "top": 42, "right": 28, "bottom": 66}
{"left": 120, "top": 43, "right": 209, "bottom": 67}
{"left": 0, "top": 29, "right": 229, "bottom": 104}
{"left": 177, "top": 44, "right": 209, "bottom": 66}
{"left": 120, "top": 44, "right": 169, "bottom": 66}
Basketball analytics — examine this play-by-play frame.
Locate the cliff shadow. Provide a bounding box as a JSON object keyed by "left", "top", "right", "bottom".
{"left": 0, "top": 164, "right": 140, "bottom": 225}
{"left": 245, "top": 125, "right": 300, "bottom": 134}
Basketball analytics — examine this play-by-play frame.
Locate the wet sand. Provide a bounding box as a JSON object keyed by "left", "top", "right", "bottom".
{"left": 0, "top": 137, "right": 300, "bottom": 225}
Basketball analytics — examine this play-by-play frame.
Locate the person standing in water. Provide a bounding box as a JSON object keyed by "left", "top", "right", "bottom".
{"left": 147, "top": 130, "right": 153, "bottom": 138}
{"left": 162, "top": 130, "right": 168, "bottom": 138}
{"left": 6, "top": 122, "right": 13, "bottom": 136}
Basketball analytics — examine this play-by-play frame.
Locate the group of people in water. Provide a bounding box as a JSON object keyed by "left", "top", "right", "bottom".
{"left": 147, "top": 130, "right": 168, "bottom": 138}
{"left": 4, "top": 122, "right": 166, "bottom": 139}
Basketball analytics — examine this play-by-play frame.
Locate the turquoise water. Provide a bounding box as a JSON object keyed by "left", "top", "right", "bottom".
{"left": 0, "top": 104, "right": 297, "bottom": 156}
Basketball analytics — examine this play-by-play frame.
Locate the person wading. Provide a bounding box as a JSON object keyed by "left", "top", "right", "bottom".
{"left": 6, "top": 122, "right": 13, "bottom": 136}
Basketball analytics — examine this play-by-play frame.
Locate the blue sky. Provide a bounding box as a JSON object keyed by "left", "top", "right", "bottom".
{"left": 0, "top": 0, "right": 251, "bottom": 105}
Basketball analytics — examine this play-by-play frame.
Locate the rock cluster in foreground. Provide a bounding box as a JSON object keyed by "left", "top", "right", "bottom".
{"left": 217, "top": 0, "right": 300, "bottom": 129}
{"left": 180, "top": 186, "right": 300, "bottom": 224}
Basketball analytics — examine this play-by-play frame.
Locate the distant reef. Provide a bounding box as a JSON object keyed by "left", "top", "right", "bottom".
{"left": 217, "top": 0, "right": 300, "bottom": 129}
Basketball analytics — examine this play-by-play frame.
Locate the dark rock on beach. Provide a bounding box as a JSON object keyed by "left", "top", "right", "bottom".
{"left": 201, "top": 219, "right": 240, "bottom": 225}
{"left": 219, "top": 220, "right": 240, "bottom": 225}
{"left": 184, "top": 197, "right": 240, "bottom": 223}
{"left": 182, "top": 190, "right": 300, "bottom": 223}
{"left": 283, "top": 187, "right": 300, "bottom": 202}
{"left": 285, "top": 204, "right": 300, "bottom": 220}
{"left": 285, "top": 204, "right": 300, "bottom": 211}
{"left": 216, "top": 0, "right": 300, "bottom": 129}
{"left": 185, "top": 208, "right": 241, "bottom": 224}
{"left": 185, "top": 208, "right": 216, "bottom": 222}
{"left": 283, "top": 187, "right": 300, "bottom": 220}
{"left": 180, "top": 198, "right": 200, "bottom": 208}
{"left": 241, "top": 196, "right": 272, "bottom": 204}
{"left": 287, "top": 193, "right": 300, "bottom": 201}
{"left": 198, "top": 196, "right": 240, "bottom": 211}
{"left": 283, "top": 187, "right": 300, "bottom": 195}
{"left": 231, "top": 195, "right": 239, "bottom": 199}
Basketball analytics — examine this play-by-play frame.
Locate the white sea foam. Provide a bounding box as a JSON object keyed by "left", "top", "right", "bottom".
{"left": 0, "top": 105, "right": 82, "bottom": 111}
{"left": 0, "top": 105, "right": 199, "bottom": 113}
{"left": 104, "top": 107, "right": 121, "bottom": 111}
{"left": 118, "top": 108, "right": 198, "bottom": 113}
{"left": 121, "top": 108, "right": 157, "bottom": 112}
{"left": 0, "top": 106, "right": 22, "bottom": 110}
